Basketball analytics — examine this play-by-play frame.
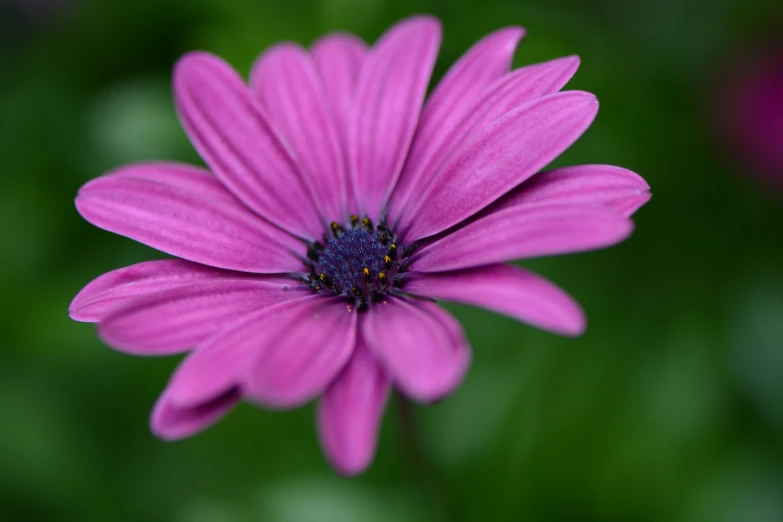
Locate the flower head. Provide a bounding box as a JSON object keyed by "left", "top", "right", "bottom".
{"left": 70, "top": 16, "right": 650, "bottom": 475}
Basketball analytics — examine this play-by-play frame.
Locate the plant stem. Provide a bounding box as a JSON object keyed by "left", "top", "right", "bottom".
{"left": 395, "top": 391, "right": 428, "bottom": 475}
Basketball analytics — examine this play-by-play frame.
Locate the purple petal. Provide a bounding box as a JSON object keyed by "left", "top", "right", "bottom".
{"left": 392, "top": 56, "right": 580, "bottom": 226}
{"left": 150, "top": 386, "right": 240, "bottom": 441}
{"left": 174, "top": 52, "right": 322, "bottom": 239}
{"left": 487, "top": 164, "right": 651, "bottom": 218}
{"left": 312, "top": 34, "right": 368, "bottom": 217}
{"left": 404, "top": 90, "right": 598, "bottom": 240}
{"left": 251, "top": 43, "right": 347, "bottom": 222}
{"left": 362, "top": 298, "right": 471, "bottom": 403}
{"left": 311, "top": 33, "right": 368, "bottom": 152}
{"left": 161, "top": 317, "right": 258, "bottom": 409}
{"left": 348, "top": 16, "right": 441, "bottom": 220}
{"left": 162, "top": 307, "right": 288, "bottom": 408}
{"left": 162, "top": 295, "right": 344, "bottom": 407}
{"left": 403, "top": 264, "right": 585, "bottom": 336}
{"left": 70, "top": 259, "right": 255, "bottom": 323}
{"left": 389, "top": 27, "right": 526, "bottom": 221}
{"left": 224, "top": 296, "right": 358, "bottom": 409}
{"left": 411, "top": 204, "right": 634, "bottom": 273}
{"left": 76, "top": 164, "right": 306, "bottom": 273}
{"left": 98, "top": 278, "right": 308, "bottom": 355}
{"left": 107, "top": 162, "right": 244, "bottom": 205}
{"left": 317, "top": 338, "right": 389, "bottom": 476}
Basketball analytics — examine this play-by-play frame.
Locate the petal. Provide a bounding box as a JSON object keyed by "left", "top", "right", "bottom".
{"left": 229, "top": 296, "right": 357, "bottom": 409}
{"left": 311, "top": 33, "right": 368, "bottom": 149}
{"left": 403, "top": 264, "right": 585, "bottom": 336}
{"left": 404, "top": 90, "right": 598, "bottom": 240}
{"left": 317, "top": 338, "right": 390, "bottom": 476}
{"left": 174, "top": 52, "right": 322, "bottom": 239}
{"left": 150, "top": 386, "right": 240, "bottom": 441}
{"left": 76, "top": 164, "right": 306, "bottom": 273}
{"left": 108, "top": 162, "right": 243, "bottom": 205}
{"left": 411, "top": 204, "right": 634, "bottom": 273}
{"left": 362, "top": 298, "right": 471, "bottom": 402}
{"left": 389, "top": 27, "right": 526, "bottom": 221}
{"left": 251, "top": 43, "right": 347, "bottom": 222}
{"left": 164, "top": 297, "right": 320, "bottom": 408}
{"left": 98, "top": 278, "right": 309, "bottom": 355}
{"left": 70, "top": 259, "right": 250, "bottom": 323}
{"left": 312, "top": 34, "right": 369, "bottom": 217}
{"left": 348, "top": 16, "right": 441, "bottom": 220}
{"left": 486, "top": 164, "right": 651, "bottom": 218}
{"left": 391, "top": 56, "right": 580, "bottom": 226}
{"left": 162, "top": 322, "right": 256, "bottom": 409}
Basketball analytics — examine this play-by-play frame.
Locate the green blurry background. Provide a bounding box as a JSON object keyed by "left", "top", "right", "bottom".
{"left": 2, "top": 0, "right": 782, "bottom": 520}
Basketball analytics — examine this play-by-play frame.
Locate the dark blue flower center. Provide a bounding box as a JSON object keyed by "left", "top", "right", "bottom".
{"left": 304, "top": 216, "right": 410, "bottom": 307}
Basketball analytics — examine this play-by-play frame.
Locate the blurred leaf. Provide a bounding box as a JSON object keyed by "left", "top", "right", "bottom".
{"left": 727, "top": 270, "right": 783, "bottom": 428}
{"left": 84, "top": 76, "right": 191, "bottom": 172}
{"left": 255, "top": 479, "right": 437, "bottom": 522}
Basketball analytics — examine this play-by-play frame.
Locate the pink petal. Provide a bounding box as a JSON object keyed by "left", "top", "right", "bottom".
{"left": 311, "top": 33, "right": 368, "bottom": 152}
{"left": 362, "top": 298, "right": 471, "bottom": 403}
{"left": 109, "top": 162, "right": 244, "bottom": 205}
{"left": 174, "top": 52, "right": 322, "bottom": 239}
{"left": 150, "top": 386, "right": 240, "bottom": 441}
{"left": 162, "top": 295, "right": 344, "bottom": 407}
{"left": 403, "top": 264, "right": 586, "bottom": 336}
{"left": 98, "top": 278, "right": 309, "bottom": 355}
{"left": 164, "top": 342, "right": 250, "bottom": 410}
{"left": 70, "top": 259, "right": 254, "bottom": 323}
{"left": 392, "top": 56, "right": 580, "bottom": 226}
{"left": 348, "top": 16, "right": 441, "bottom": 220}
{"left": 486, "top": 164, "right": 651, "bottom": 218}
{"left": 312, "top": 34, "right": 368, "bottom": 217}
{"left": 389, "top": 27, "right": 526, "bottom": 221}
{"left": 163, "top": 297, "right": 315, "bottom": 408}
{"left": 404, "top": 90, "right": 598, "bottom": 240}
{"left": 231, "top": 296, "right": 358, "bottom": 409}
{"left": 251, "top": 43, "right": 347, "bottom": 222}
{"left": 76, "top": 164, "right": 306, "bottom": 273}
{"left": 317, "top": 338, "right": 389, "bottom": 476}
{"left": 411, "top": 204, "right": 634, "bottom": 273}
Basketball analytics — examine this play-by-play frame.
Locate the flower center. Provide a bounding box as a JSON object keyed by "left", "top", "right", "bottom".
{"left": 304, "top": 216, "right": 410, "bottom": 307}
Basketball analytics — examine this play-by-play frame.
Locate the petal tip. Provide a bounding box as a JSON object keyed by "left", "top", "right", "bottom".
{"left": 563, "top": 89, "right": 598, "bottom": 106}
{"left": 561, "top": 312, "right": 587, "bottom": 337}
{"left": 68, "top": 284, "right": 93, "bottom": 320}
{"left": 150, "top": 426, "right": 183, "bottom": 442}
{"left": 173, "top": 51, "right": 231, "bottom": 92}
{"left": 174, "top": 50, "right": 217, "bottom": 75}
{"left": 73, "top": 191, "right": 100, "bottom": 226}
{"left": 333, "top": 460, "right": 371, "bottom": 477}
{"left": 67, "top": 303, "right": 95, "bottom": 323}
{"left": 150, "top": 388, "right": 239, "bottom": 441}
{"left": 405, "top": 349, "right": 472, "bottom": 404}
{"left": 311, "top": 32, "right": 368, "bottom": 54}
{"left": 406, "top": 13, "right": 442, "bottom": 26}
{"left": 392, "top": 14, "right": 443, "bottom": 40}
{"left": 495, "top": 25, "right": 527, "bottom": 45}
{"left": 564, "top": 54, "right": 581, "bottom": 70}
{"left": 569, "top": 90, "right": 599, "bottom": 120}
{"left": 621, "top": 189, "right": 652, "bottom": 217}
{"left": 149, "top": 397, "right": 186, "bottom": 442}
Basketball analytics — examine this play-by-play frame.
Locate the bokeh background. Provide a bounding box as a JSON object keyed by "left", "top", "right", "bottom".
{"left": 2, "top": 0, "right": 782, "bottom": 520}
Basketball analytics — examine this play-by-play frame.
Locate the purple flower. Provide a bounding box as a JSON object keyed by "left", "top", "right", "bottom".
{"left": 715, "top": 39, "right": 783, "bottom": 188}
{"left": 70, "top": 16, "right": 650, "bottom": 475}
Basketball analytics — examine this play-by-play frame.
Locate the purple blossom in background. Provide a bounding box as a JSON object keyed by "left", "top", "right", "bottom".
{"left": 716, "top": 38, "right": 783, "bottom": 188}
{"left": 70, "top": 16, "right": 650, "bottom": 475}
